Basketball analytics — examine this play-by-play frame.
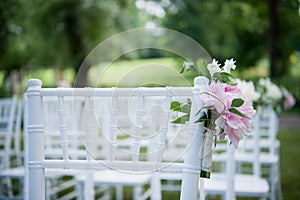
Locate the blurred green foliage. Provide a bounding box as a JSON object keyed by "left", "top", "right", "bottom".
{"left": 0, "top": 0, "right": 300, "bottom": 103}
{"left": 161, "top": 0, "right": 300, "bottom": 75}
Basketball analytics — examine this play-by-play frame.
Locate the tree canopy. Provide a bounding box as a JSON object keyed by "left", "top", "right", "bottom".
{"left": 0, "top": 0, "right": 300, "bottom": 94}
{"left": 160, "top": 0, "right": 300, "bottom": 80}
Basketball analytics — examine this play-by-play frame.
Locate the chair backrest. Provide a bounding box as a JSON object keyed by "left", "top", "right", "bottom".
{"left": 0, "top": 96, "right": 19, "bottom": 169}
{"left": 258, "top": 105, "right": 278, "bottom": 155}
{"left": 26, "top": 78, "right": 206, "bottom": 200}
{"left": 235, "top": 114, "right": 262, "bottom": 177}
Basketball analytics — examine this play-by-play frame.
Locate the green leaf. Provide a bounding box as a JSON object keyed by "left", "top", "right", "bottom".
{"left": 170, "top": 100, "right": 191, "bottom": 114}
{"left": 171, "top": 115, "right": 190, "bottom": 124}
{"left": 213, "top": 72, "right": 237, "bottom": 86}
{"left": 195, "top": 106, "right": 214, "bottom": 116}
{"left": 194, "top": 115, "right": 210, "bottom": 123}
{"left": 181, "top": 103, "right": 191, "bottom": 114}
{"left": 228, "top": 108, "right": 250, "bottom": 119}
{"left": 170, "top": 101, "right": 181, "bottom": 111}
{"left": 262, "top": 86, "right": 267, "bottom": 95}
{"left": 231, "top": 98, "right": 244, "bottom": 107}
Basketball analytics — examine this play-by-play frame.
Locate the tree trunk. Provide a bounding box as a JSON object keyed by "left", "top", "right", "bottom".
{"left": 268, "top": 0, "right": 282, "bottom": 81}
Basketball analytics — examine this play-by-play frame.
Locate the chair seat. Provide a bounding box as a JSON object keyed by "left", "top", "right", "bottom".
{"left": 76, "top": 169, "right": 153, "bottom": 186}
{"left": 213, "top": 152, "right": 279, "bottom": 165}
{"left": 236, "top": 152, "right": 279, "bottom": 165}
{"left": 0, "top": 167, "right": 24, "bottom": 178}
{"left": 204, "top": 173, "right": 269, "bottom": 197}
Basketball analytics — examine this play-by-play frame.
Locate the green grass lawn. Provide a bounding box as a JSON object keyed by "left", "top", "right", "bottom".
{"left": 88, "top": 57, "right": 192, "bottom": 87}
{"left": 278, "top": 130, "right": 300, "bottom": 199}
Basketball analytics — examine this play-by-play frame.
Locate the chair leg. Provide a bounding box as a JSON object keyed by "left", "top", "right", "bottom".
{"left": 116, "top": 185, "right": 123, "bottom": 200}
{"left": 133, "top": 185, "right": 142, "bottom": 200}
{"left": 76, "top": 181, "right": 83, "bottom": 200}
{"left": 151, "top": 173, "right": 161, "bottom": 200}
{"left": 270, "top": 163, "right": 279, "bottom": 200}
{"left": 276, "top": 162, "right": 283, "bottom": 200}
{"left": 84, "top": 172, "right": 95, "bottom": 200}
{"left": 2, "top": 177, "right": 14, "bottom": 197}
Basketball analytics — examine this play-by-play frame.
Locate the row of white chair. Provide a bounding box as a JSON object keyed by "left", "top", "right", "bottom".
{"left": 1, "top": 78, "right": 283, "bottom": 200}
{"left": 0, "top": 96, "right": 79, "bottom": 200}
{"left": 158, "top": 106, "right": 282, "bottom": 200}
{"left": 0, "top": 96, "right": 23, "bottom": 199}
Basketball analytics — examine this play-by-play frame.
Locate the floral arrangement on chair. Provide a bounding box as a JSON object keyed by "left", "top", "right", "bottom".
{"left": 256, "top": 77, "right": 296, "bottom": 113}
{"left": 171, "top": 58, "right": 256, "bottom": 178}
{"left": 172, "top": 58, "right": 256, "bottom": 147}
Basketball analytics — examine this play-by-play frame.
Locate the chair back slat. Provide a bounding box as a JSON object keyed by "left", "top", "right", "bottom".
{"left": 109, "top": 93, "right": 118, "bottom": 162}
{"left": 154, "top": 89, "right": 171, "bottom": 165}
{"left": 58, "top": 95, "right": 69, "bottom": 161}
{"left": 83, "top": 94, "right": 95, "bottom": 161}
{"left": 132, "top": 89, "right": 143, "bottom": 164}
{"left": 252, "top": 115, "right": 262, "bottom": 177}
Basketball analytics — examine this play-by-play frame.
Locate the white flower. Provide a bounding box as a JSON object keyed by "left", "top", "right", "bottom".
{"left": 207, "top": 58, "right": 221, "bottom": 77}
{"left": 236, "top": 79, "right": 260, "bottom": 102}
{"left": 259, "top": 78, "right": 282, "bottom": 104}
{"left": 223, "top": 58, "right": 236, "bottom": 73}
{"left": 266, "top": 84, "right": 282, "bottom": 101}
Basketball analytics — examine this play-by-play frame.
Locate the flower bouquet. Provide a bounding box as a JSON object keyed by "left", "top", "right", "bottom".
{"left": 256, "top": 78, "right": 296, "bottom": 113}
{"left": 171, "top": 58, "right": 256, "bottom": 178}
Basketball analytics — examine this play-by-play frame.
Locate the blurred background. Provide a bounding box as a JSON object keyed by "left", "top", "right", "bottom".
{"left": 1, "top": 0, "right": 300, "bottom": 106}
{"left": 1, "top": 0, "right": 300, "bottom": 199}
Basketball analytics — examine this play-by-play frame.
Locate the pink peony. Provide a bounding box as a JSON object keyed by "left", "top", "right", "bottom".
{"left": 200, "top": 81, "right": 226, "bottom": 114}
{"left": 203, "top": 83, "right": 256, "bottom": 148}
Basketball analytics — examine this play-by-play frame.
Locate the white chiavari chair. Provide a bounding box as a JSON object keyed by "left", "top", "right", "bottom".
{"left": 0, "top": 96, "right": 18, "bottom": 169}
{"left": 256, "top": 106, "right": 282, "bottom": 200}
{"left": 0, "top": 96, "right": 24, "bottom": 199}
{"left": 26, "top": 78, "right": 208, "bottom": 200}
{"left": 231, "top": 107, "right": 282, "bottom": 200}
{"left": 204, "top": 115, "right": 269, "bottom": 200}
{"left": 0, "top": 94, "right": 85, "bottom": 200}
{"left": 26, "top": 92, "right": 151, "bottom": 200}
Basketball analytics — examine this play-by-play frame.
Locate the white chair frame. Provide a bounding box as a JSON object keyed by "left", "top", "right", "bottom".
{"left": 0, "top": 96, "right": 23, "bottom": 199}
{"left": 26, "top": 78, "right": 207, "bottom": 200}
{"left": 204, "top": 114, "right": 270, "bottom": 200}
